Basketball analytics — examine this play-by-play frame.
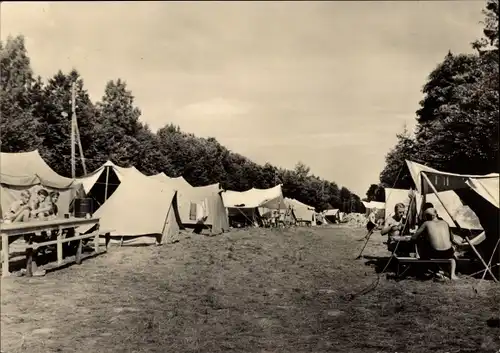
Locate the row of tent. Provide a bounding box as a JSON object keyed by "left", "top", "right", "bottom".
{"left": 2, "top": 151, "right": 496, "bottom": 256}
{"left": 0, "top": 150, "right": 321, "bottom": 245}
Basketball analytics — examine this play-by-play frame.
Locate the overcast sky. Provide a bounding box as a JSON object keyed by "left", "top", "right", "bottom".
{"left": 1, "top": 1, "right": 485, "bottom": 196}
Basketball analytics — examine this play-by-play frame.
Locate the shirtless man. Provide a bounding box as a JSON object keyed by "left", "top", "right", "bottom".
{"left": 381, "top": 203, "right": 406, "bottom": 238}
{"left": 411, "top": 207, "right": 460, "bottom": 280}
{"left": 381, "top": 203, "right": 414, "bottom": 255}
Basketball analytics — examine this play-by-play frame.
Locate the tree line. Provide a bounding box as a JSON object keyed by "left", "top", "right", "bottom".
{"left": 0, "top": 35, "right": 365, "bottom": 213}
{"left": 365, "top": 0, "right": 499, "bottom": 201}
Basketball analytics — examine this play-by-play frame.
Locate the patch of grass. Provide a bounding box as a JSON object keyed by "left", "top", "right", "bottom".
{"left": 1, "top": 226, "right": 499, "bottom": 353}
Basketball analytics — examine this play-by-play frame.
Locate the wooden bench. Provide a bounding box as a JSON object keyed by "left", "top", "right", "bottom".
{"left": 394, "top": 256, "right": 471, "bottom": 277}
{"left": 1, "top": 217, "right": 101, "bottom": 277}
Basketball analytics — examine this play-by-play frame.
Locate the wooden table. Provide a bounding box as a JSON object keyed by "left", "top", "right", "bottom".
{"left": 1, "top": 217, "right": 100, "bottom": 277}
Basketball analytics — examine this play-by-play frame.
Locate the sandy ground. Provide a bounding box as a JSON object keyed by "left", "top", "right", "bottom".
{"left": 1, "top": 226, "right": 499, "bottom": 353}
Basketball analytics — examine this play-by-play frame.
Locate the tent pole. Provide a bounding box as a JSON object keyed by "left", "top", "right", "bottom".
{"left": 104, "top": 166, "right": 110, "bottom": 201}
{"left": 421, "top": 172, "right": 498, "bottom": 282}
{"left": 481, "top": 235, "right": 500, "bottom": 280}
{"left": 234, "top": 207, "right": 254, "bottom": 226}
{"left": 74, "top": 117, "right": 87, "bottom": 176}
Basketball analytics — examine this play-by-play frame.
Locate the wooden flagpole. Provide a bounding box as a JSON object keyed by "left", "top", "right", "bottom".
{"left": 71, "top": 82, "right": 87, "bottom": 177}
{"left": 74, "top": 118, "right": 87, "bottom": 176}
{"left": 71, "top": 82, "right": 76, "bottom": 179}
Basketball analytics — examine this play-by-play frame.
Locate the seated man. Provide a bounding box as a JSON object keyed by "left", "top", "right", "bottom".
{"left": 381, "top": 203, "right": 414, "bottom": 255}
{"left": 3, "top": 190, "right": 32, "bottom": 223}
{"left": 411, "top": 207, "right": 461, "bottom": 280}
{"left": 29, "top": 189, "right": 51, "bottom": 220}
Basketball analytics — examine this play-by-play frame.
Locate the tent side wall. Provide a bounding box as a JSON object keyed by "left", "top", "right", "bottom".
{"left": 207, "top": 192, "right": 230, "bottom": 235}
{"left": 85, "top": 175, "right": 184, "bottom": 246}
{"left": 455, "top": 188, "right": 500, "bottom": 262}
{"left": 175, "top": 189, "right": 229, "bottom": 235}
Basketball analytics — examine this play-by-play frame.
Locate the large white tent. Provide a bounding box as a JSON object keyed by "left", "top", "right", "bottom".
{"left": 323, "top": 209, "right": 340, "bottom": 224}
{"left": 1, "top": 150, "right": 84, "bottom": 243}
{"left": 362, "top": 201, "right": 386, "bottom": 222}
{"left": 284, "top": 198, "right": 316, "bottom": 224}
{"left": 405, "top": 160, "right": 499, "bottom": 264}
{"left": 0, "top": 150, "right": 83, "bottom": 221}
{"left": 79, "top": 170, "right": 183, "bottom": 246}
{"left": 222, "top": 185, "right": 286, "bottom": 226}
{"left": 222, "top": 185, "right": 285, "bottom": 209}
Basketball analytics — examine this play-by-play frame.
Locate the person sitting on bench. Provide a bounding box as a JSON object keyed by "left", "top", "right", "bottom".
{"left": 411, "top": 207, "right": 460, "bottom": 280}
{"left": 381, "top": 203, "right": 414, "bottom": 255}
{"left": 3, "top": 190, "right": 32, "bottom": 223}
{"left": 381, "top": 203, "right": 406, "bottom": 238}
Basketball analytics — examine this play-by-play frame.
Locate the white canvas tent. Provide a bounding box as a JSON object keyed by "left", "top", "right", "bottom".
{"left": 406, "top": 160, "right": 500, "bottom": 279}
{"left": 324, "top": 209, "right": 340, "bottom": 224}
{"left": 79, "top": 171, "right": 183, "bottom": 246}
{"left": 222, "top": 185, "right": 285, "bottom": 209}
{"left": 149, "top": 173, "right": 229, "bottom": 235}
{"left": 1, "top": 150, "right": 84, "bottom": 224}
{"left": 284, "top": 198, "right": 316, "bottom": 224}
{"left": 222, "top": 185, "right": 286, "bottom": 226}
{"left": 362, "top": 201, "right": 386, "bottom": 222}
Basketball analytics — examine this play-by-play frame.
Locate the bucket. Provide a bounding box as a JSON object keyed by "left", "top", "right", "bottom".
{"left": 74, "top": 198, "right": 93, "bottom": 218}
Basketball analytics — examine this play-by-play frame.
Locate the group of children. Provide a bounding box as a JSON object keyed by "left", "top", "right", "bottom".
{"left": 2, "top": 188, "right": 60, "bottom": 223}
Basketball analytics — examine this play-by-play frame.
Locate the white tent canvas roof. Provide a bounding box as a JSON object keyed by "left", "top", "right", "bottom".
{"left": 466, "top": 176, "right": 499, "bottom": 208}
{"left": 362, "top": 201, "right": 385, "bottom": 210}
{"left": 405, "top": 159, "right": 500, "bottom": 261}
{"left": 405, "top": 159, "right": 499, "bottom": 229}
{"left": 222, "top": 185, "right": 285, "bottom": 209}
{"left": 284, "top": 198, "right": 316, "bottom": 223}
{"left": 324, "top": 209, "right": 340, "bottom": 216}
{"left": 0, "top": 150, "right": 76, "bottom": 188}
{"left": 406, "top": 160, "right": 498, "bottom": 195}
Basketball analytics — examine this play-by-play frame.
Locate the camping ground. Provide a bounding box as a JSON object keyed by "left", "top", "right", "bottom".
{"left": 1, "top": 226, "right": 499, "bottom": 353}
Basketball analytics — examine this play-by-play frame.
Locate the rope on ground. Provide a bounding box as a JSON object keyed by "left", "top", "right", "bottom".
{"left": 347, "top": 165, "right": 410, "bottom": 301}
{"left": 347, "top": 226, "right": 405, "bottom": 301}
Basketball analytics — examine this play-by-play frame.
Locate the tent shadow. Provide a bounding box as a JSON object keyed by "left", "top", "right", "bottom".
{"left": 362, "top": 255, "right": 438, "bottom": 282}
{"left": 362, "top": 254, "right": 499, "bottom": 282}
{"left": 6, "top": 244, "right": 104, "bottom": 276}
